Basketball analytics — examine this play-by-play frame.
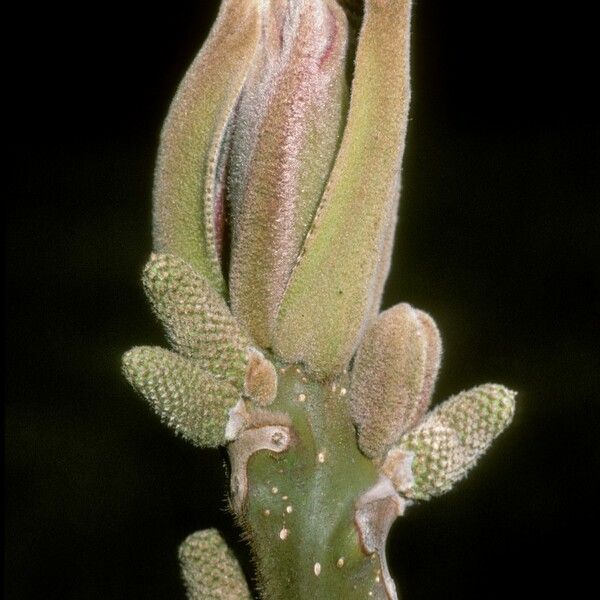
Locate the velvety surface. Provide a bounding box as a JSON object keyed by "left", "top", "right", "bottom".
{"left": 6, "top": 1, "right": 597, "bottom": 598}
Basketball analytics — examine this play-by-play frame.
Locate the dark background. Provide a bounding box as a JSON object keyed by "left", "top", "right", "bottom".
{"left": 6, "top": 1, "right": 598, "bottom": 598}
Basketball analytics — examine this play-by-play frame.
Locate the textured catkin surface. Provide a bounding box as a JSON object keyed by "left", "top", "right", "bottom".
{"left": 122, "top": 346, "right": 240, "bottom": 447}
{"left": 179, "top": 529, "right": 252, "bottom": 600}
{"left": 435, "top": 384, "right": 516, "bottom": 454}
{"left": 392, "top": 384, "right": 516, "bottom": 499}
{"left": 396, "top": 425, "right": 464, "bottom": 498}
{"left": 143, "top": 253, "right": 250, "bottom": 387}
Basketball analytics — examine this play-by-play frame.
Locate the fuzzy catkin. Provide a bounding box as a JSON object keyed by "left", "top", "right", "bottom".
{"left": 122, "top": 346, "right": 240, "bottom": 447}
{"left": 179, "top": 529, "right": 252, "bottom": 600}
{"left": 143, "top": 253, "right": 250, "bottom": 387}
{"left": 385, "top": 384, "right": 516, "bottom": 499}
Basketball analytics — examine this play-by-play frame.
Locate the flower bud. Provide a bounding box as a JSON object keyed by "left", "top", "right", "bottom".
{"left": 152, "top": 0, "right": 413, "bottom": 379}
{"left": 349, "top": 303, "right": 442, "bottom": 459}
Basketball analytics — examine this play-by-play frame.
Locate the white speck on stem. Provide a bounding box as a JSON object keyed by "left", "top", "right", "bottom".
{"left": 286, "top": 505, "right": 293, "bottom": 513}
{"left": 314, "top": 562, "right": 321, "bottom": 576}
{"left": 279, "top": 528, "right": 289, "bottom": 540}
{"left": 317, "top": 451, "right": 326, "bottom": 463}
{"left": 298, "top": 393, "right": 306, "bottom": 402}
{"left": 337, "top": 557, "right": 345, "bottom": 568}
{"left": 272, "top": 486, "right": 278, "bottom": 494}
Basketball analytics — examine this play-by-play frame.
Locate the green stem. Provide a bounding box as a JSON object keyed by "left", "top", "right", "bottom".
{"left": 229, "top": 364, "right": 399, "bottom": 599}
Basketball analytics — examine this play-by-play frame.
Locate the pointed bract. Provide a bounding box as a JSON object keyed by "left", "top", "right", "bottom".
{"left": 153, "top": 0, "right": 262, "bottom": 293}
{"left": 179, "top": 529, "right": 251, "bottom": 600}
{"left": 142, "top": 253, "right": 250, "bottom": 387}
{"left": 122, "top": 346, "right": 240, "bottom": 447}
{"left": 349, "top": 304, "right": 442, "bottom": 459}
{"left": 273, "top": 0, "right": 412, "bottom": 377}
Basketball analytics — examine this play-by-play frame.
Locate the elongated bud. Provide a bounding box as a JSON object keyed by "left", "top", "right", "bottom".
{"left": 179, "top": 529, "right": 251, "bottom": 600}
{"left": 153, "top": 0, "right": 261, "bottom": 294}
{"left": 273, "top": 0, "right": 412, "bottom": 377}
{"left": 122, "top": 346, "right": 241, "bottom": 447}
{"left": 349, "top": 304, "right": 442, "bottom": 459}
{"left": 228, "top": 0, "right": 350, "bottom": 348}
{"left": 383, "top": 384, "right": 516, "bottom": 499}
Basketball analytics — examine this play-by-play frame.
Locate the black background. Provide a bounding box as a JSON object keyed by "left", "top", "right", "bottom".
{"left": 6, "top": 1, "right": 599, "bottom": 598}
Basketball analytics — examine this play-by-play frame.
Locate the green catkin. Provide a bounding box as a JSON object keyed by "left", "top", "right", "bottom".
{"left": 179, "top": 529, "right": 252, "bottom": 600}
{"left": 122, "top": 346, "right": 240, "bottom": 447}
{"left": 142, "top": 253, "right": 250, "bottom": 387}
{"left": 384, "top": 384, "right": 516, "bottom": 499}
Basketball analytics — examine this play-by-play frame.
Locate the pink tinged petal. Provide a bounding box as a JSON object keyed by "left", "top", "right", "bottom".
{"left": 153, "top": 0, "right": 262, "bottom": 295}
{"left": 273, "top": 0, "right": 413, "bottom": 377}
{"left": 228, "top": 0, "right": 350, "bottom": 348}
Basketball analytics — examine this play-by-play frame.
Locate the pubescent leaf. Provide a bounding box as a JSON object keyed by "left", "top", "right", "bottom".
{"left": 228, "top": 0, "right": 350, "bottom": 348}
{"left": 273, "top": 0, "right": 412, "bottom": 378}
